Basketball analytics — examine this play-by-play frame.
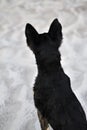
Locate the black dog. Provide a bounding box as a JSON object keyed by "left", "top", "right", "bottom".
{"left": 25, "top": 19, "right": 87, "bottom": 130}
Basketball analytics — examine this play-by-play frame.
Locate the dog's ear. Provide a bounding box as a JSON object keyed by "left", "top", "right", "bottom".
{"left": 48, "top": 18, "right": 62, "bottom": 41}
{"left": 25, "top": 23, "right": 39, "bottom": 46}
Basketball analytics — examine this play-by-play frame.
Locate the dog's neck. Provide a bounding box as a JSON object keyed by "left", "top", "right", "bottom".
{"left": 36, "top": 52, "right": 61, "bottom": 74}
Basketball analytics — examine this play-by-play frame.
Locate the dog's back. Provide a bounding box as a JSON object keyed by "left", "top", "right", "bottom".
{"left": 34, "top": 67, "right": 87, "bottom": 130}
{"left": 25, "top": 19, "right": 87, "bottom": 130}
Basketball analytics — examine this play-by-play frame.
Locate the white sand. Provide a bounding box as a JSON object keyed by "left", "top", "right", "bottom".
{"left": 0, "top": 0, "right": 87, "bottom": 130}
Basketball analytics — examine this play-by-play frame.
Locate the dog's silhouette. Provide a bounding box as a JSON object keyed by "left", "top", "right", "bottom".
{"left": 25, "top": 19, "right": 87, "bottom": 130}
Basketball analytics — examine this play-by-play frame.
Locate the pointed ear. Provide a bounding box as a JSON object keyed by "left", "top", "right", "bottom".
{"left": 48, "top": 18, "right": 62, "bottom": 40}
{"left": 25, "top": 23, "right": 38, "bottom": 45}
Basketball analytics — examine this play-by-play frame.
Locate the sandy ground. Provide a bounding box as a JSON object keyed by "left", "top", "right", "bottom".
{"left": 0, "top": 0, "right": 87, "bottom": 130}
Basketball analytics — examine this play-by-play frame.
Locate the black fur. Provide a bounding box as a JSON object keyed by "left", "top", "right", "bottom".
{"left": 25, "top": 18, "right": 87, "bottom": 130}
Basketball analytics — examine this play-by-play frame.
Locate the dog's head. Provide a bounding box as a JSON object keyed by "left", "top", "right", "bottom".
{"left": 25, "top": 19, "right": 63, "bottom": 64}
